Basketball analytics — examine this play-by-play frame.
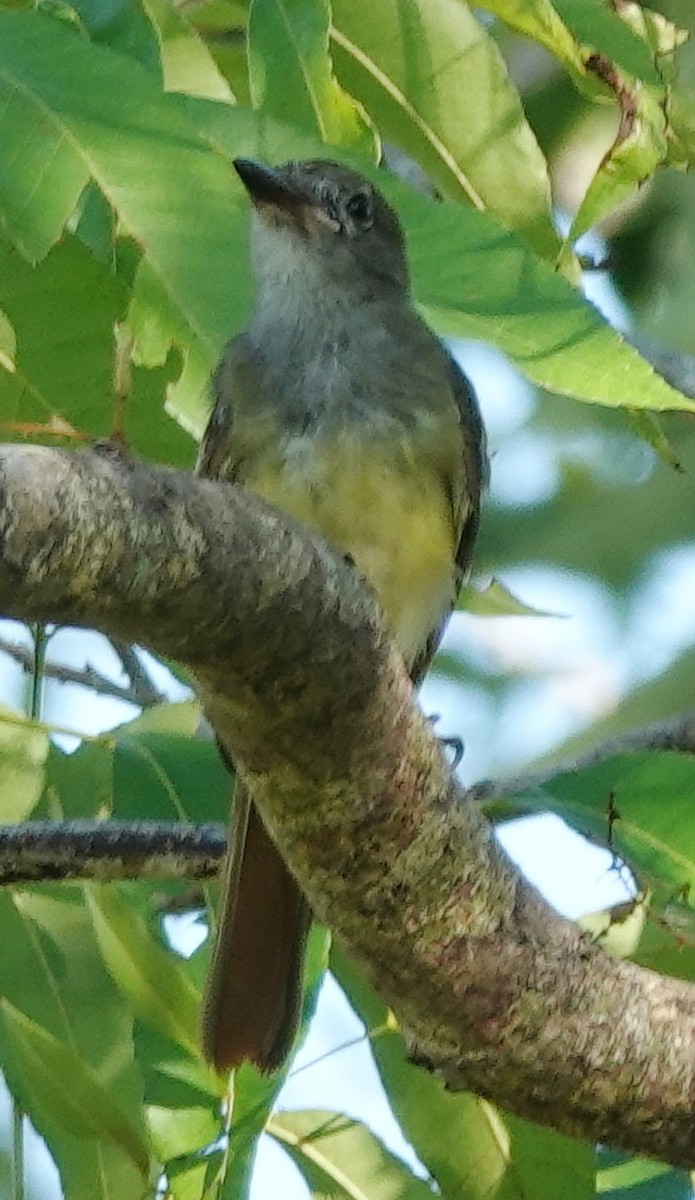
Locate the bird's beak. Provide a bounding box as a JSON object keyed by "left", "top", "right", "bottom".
{"left": 233, "top": 158, "right": 303, "bottom": 214}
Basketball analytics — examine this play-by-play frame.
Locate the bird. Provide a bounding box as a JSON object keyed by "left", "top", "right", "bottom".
{"left": 196, "top": 157, "right": 488, "bottom": 1073}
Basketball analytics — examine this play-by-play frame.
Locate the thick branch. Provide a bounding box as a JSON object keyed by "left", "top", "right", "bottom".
{"left": 1, "top": 443, "right": 695, "bottom": 1165}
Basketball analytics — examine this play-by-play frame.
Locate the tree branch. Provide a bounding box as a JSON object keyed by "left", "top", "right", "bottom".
{"left": 0, "top": 634, "right": 162, "bottom": 707}
{"left": 107, "top": 638, "right": 167, "bottom": 707}
{"left": 1, "top": 442, "right": 695, "bottom": 1166}
{"left": 470, "top": 710, "right": 695, "bottom": 808}
{"left": 0, "top": 820, "right": 223, "bottom": 884}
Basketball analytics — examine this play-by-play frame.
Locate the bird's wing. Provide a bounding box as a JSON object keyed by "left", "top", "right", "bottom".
{"left": 195, "top": 334, "right": 253, "bottom": 481}
{"left": 410, "top": 353, "right": 488, "bottom": 685}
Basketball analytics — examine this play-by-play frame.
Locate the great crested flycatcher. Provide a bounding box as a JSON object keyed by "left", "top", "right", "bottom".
{"left": 196, "top": 158, "right": 488, "bottom": 1073}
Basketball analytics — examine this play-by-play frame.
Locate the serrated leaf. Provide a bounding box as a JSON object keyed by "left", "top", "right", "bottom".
{"left": 0, "top": 234, "right": 125, "bottom": 440}
{"left": 249, "top": 0, "right": 375, "bottom": 155}
{"left": 389, "top": 177, "right": 695, "bottom": 412}
{"left": 85, "top": 883, "right": 202, "bottom": 1058}
{"left": 482, "top": 1, "right": 584, "bottom": 76}
{"left": 458, "top": 579, "right": 559, "bottom": 618}
{"left": 0, "top": 704, "right": 48, "bottom": 821}
{"left": 627, "top": 409, "right": 683, "bottom": 470}
{"left": 597, "top": 1152, "right": 692, "bottom": 1198}
{"left": 143, "top": 0, "right": 234, "bottom": 101}
{"left": 331, "top": 0, "right": 560, "bottom": 257}
{"left": 269, "top": 1108, "right": 435, "bottom": 1200}
{"left": 1, "top": 1000, "right": 151, "bottom": 1174}
{"left": 578, "top": 892, "right": 649, "bottom": 959}
{"left": 0, "top": 7, "right": 243, "bottom": 388}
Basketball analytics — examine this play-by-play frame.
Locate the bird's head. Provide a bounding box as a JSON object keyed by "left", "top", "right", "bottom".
{"left": 234, "top": 158, "right": 409, "bottom": 297}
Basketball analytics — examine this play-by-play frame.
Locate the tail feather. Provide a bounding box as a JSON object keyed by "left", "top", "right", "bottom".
{"left": 202, "top": 784, "right": 311, "bottom": 1073}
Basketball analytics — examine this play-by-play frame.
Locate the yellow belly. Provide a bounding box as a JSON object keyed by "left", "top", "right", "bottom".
{"left": 243, "top": 435, "right": 455, "bottom": 669}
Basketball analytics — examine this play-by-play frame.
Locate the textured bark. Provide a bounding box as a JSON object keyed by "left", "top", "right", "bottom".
{"left": 1, "top": 442, "right": 695, "bottom": 1165}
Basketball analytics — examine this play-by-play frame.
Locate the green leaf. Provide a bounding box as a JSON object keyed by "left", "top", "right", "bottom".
{"left": 147, "top": 1102, "right": 219, "bottom": 1163}
{"left": 142, "top": 0, "right": 235, "bottom": 101}
{"left": 0, "top": 58, "right": 89, "bottom": 260}
{"left": 390, "top": 179, "right": 695, "bottom": 412}
{"left": 269, "top": 1108, "right": 435, "bottom": 1199}
{"left": 577, "top": 893, "right": 650, "bottom": 960}
{"left": 0, "top": 212, "right": 189, "bottom": 466}
{"left": 488, "top": 4, "right": 690, "bottom": 242}
{"left": 544, "top": 2, "right": 689, "bottom": 243}
{"left": 0, "top": 7, "right": 243, "bottom": 383}
{"left": 482, "top": 1, "right": 585, "bottom": 76}
{"left": 458, "top": 579, "right": 558, "bottom": 618}
{"left": 65, "top": 0, "right": 162, "bottom": 74}
{"left": 0, "top": 704, "right": 48, "bottom": 821}
{"left": 597, "top": 1150, "right": 692, "bottom": 1198}
{"left": 552, "top": 0, "right": 681, "bottom": 85}
{"left": 38, "top": 704, "right": 229, "bottom": 828}
{"left": 627, "top": 409, "right": 683, "bottom": 471}
{"left": 0, "top": 886, "right": 151, "bottom": 1199}
{"left": 248, "top": 0, "right": 375, "bottom": 155}
{"left": 0, "top": 234, "right": 124, "bottom": 439}
{"left": 532, "top": 752, "right": 695, "bottom": 898}
{"left": 0, "top": 304, "right": 15, "bottom": 369}
{"left": 1, "top": 1000, "right": 151, "bottom": 1175}
{"left": 85, "top": 883, "right": 203, "bottom": 1059}
{"left": 113, "top": 727, "right": 229, "bottom": 823}
{"left": 566, "top": 74, "right": 668, "bottom": 244}
{"left": 330, "top": 0, "right": 560, "bottom": 257}
{"left": 498, "top": 752, "right": 695, "bottom": 978}
{"left": 331, "top": 949, "right": 596, "bottom": 1200}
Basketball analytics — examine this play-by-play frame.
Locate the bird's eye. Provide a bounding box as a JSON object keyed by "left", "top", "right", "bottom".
{"left": 345, "top": 190, "right": 373, "bottom": 228}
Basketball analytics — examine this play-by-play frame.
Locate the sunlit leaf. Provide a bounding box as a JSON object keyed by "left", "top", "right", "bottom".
{"left": 392, "top": 179, "right": 695, "bottom": 412}
{"left": 269, "top": 1108, "right": 435, "bottom": 1199}
{"left": 249, "top": 0, "right": 375, "bottom": 155}
{"left": 0, "top": 704, "right": 48, "bottom": 821}
{"left": 143, "top": 0, "right": 234, "bottom": 101}
{"left": 331, "top": 0, "right": 560, "bottom": 257}
{"left": 578, "top": 892, "right": 649, "bottom": 959}
{"left": 482, "top": 1, "right": 584, "bottom": 75}
{"left": 1, "top": 1000, "right": 151, "bottom": 1174}
{"left": 0, "top": 886, "right": 151, "bottom": 1199}
{"left": 597, "top": 1148, "right": 692, "bottom": 1199}
{"left": 458, "top": 578, "right": 559, "bottom": 618}
{"left": 86, "top": 883, "right": 203, "bottom": 1058}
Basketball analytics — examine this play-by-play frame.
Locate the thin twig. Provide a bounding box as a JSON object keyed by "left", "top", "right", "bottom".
{"left": 107, "top": 638, "right": 167, "bottom": 707}
{"left": 469, "top": 710, "right": 695, "bottom": 807}
{"left": 0, "top": 820, "right": 224, "bottom": 885}
{"left": 0, "top": 636, "right": 156, "bottom": 708}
